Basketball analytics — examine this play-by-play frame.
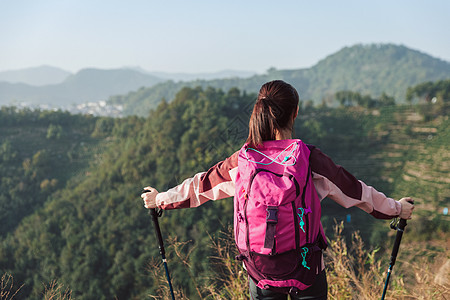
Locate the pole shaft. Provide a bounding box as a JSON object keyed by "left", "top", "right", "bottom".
{"left": 150, "top": 209, "right": 166, "bottom": 256}
{"left": 164, "top": 261, "right": 176, "bottom": 299}
{"left": 381, "top": 268, "right": 392, "bottom": 300}
{"left": 149, "top": 208, "right": 175, "bottom": 300}
{"left": 381, "top": 219, "right": 407, "bottom": 300}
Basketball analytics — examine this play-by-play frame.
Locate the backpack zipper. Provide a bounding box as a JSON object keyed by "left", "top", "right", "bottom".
{"left": 301, "top": 165, "right": 311, "bottom": 244}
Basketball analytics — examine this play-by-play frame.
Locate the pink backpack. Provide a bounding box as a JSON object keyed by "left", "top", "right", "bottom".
{"left": 234, "top": 139, "right": 327, "bottom": 294}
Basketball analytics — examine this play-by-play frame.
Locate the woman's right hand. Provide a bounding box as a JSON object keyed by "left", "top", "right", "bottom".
{"left": 141, "top": 187, "right": 159, "bottom": 209}
{"left": 399, "top": 197, "right": 415, "bottom": 219}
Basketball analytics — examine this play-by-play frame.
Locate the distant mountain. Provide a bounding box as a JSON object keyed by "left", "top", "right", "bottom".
{"left": 111, "top": 44, "right": 450, "bottom": 116}
{"left": 0, "top": 68, "right": 165, "bottom": 106}
{"left": 290, "top": 43, "right": 450, "bottom": 102}
{"left": 146, "top": 69, "right": 257, "bottom": 81}
{"left": 0, "top": 65, "right": 71, "bottom": 86}
{"left": 124, "top": 66, "right": 257, "bottom": 81}
{"left": 2, "top": 44, "right": 449, "bottom": 113}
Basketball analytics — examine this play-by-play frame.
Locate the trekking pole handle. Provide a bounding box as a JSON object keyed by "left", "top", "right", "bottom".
{"left": 389, "top": 218, "right": 406, "bottom": 267}
{"left": 389, "top": 199, "right": 413, "bottom": 266}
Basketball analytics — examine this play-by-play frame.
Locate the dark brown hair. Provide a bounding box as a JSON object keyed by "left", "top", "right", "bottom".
{"left": 246, "top": 80, "right": 299, "bottom": 147}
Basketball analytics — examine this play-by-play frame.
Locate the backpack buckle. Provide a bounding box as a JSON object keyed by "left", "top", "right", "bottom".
{"left": 266, "top": 206, "right": 278, "bottom": 224}
{"left": 265, "top": 206, "right": 278, "bottom": 252}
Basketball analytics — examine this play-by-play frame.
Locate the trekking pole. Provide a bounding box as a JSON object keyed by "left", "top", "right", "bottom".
{"left": 380, "top": 217, "right": 408, "bottom": 300}
{"left": 143, "top": 190, "right": 176, "bottom": 300}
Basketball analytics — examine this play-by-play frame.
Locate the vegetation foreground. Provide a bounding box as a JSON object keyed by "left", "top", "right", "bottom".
{"left": 1, "top": 223, "right": 449, "bottom": 299}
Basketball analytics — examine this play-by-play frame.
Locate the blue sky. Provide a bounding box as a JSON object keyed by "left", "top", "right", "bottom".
{"left": 1, "top": 0, "right": 449, "bottom": 74}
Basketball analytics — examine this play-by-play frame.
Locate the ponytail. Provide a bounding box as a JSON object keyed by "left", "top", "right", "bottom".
{"left": 246, "top": 80, "right": 299, "bottom": 148}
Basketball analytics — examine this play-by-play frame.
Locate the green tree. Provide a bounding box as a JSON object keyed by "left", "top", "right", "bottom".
{"left": 335, "top": 90, "right": 362, "bottom": 107}
{"left": 378, "top": 92, "right": 395, "bottom": 106}
{"left": 46, "top": 124, "right": 63, "bottom": 139}
{"left": 406, "top": 79, "right": 450, "bottom": 103}
{"left": 0, "top": 140, "right": 17, "bottom": 162}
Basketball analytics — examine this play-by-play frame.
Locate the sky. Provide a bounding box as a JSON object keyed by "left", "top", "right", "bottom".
{"left": 1, "top": 0, "right": 449, "bottom": 74}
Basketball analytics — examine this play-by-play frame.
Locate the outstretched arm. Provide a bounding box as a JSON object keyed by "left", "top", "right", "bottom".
{"left": 307, "top": 145, "right": 414, "bottom": 219}
{"left": 142, "top": 151, "right": 239, "bottom": 210}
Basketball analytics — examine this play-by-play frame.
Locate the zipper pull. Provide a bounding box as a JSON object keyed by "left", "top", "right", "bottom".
{"left": 297, "top": 208, "right": 306, "bottom": 233}
{"left": 300, "top": 247, "right": 310, "bottom": 270}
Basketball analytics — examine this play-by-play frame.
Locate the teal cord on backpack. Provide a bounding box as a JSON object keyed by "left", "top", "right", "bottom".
{"left": 244, "top": 141, "right": 298, "bottom": 166}
{"left": 301, "top": 247, "right": 310, "bottom": 270}
{"left": 297, "top": 208, "right": 306, "bottom": 233}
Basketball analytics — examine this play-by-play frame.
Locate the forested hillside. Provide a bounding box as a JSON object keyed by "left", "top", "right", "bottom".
{"left": 0, "top": 109, "right": 105, "bottom": 236}
{"left": 0, "top": 82, "right": 448, "bottom": 299}
{"left": 109, "top": 44, "right": 450, "bottom": 116}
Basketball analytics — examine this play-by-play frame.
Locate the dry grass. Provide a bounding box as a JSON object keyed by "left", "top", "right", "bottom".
{"left": 147, "top": 228, "right": 248, "bottom": 300}
{"left": 42, "top": 280, "right": 73, "bottom": 300}
{"left": 325, "top": 221, "right": 449, "bottom": 300}
{"left": 1, "top": 274, "right": 72, "bottom": 300}
{"left": 146, "top": 223, "right": 449, "bottom": 299}
{"left": 325, "top": 222, "right": 384, "bottom": 299}
{"left": 3, "top": 223, "right": 448, "bottom": 299}
{"left": 204, "top": 227, "right": 248, "bottom": 300}
{"left": 0, "top": 273, "right": 23, "bottom": 300}
{"left": 146, "top": 255, "right": 187, "bottom": 300}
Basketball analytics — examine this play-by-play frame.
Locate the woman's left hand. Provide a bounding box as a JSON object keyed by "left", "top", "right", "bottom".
{"left": 141, "top": 187, "right": 159, "bottom": 209}
{"left": 399, "top": 197, "right": 414, "bottom": 219}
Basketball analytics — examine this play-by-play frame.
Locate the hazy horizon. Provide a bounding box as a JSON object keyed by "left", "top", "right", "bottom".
{"left": 2, "top": 42, "right": 448, "bottom": 77}
{"left": 0, "top": 64, "right": 259, "bottom": 75}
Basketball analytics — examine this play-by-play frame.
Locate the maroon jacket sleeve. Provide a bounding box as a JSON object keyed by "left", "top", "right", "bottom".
{"left": 156, "top": 151, "right": 239, "bottom": 210}
{"left": 307, "top": 145, "right": 401, "bottom": 219}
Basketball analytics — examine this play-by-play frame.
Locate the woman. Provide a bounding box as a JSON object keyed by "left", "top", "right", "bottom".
{"left": 141, "top": 80, "right": 414, "bottom": 299}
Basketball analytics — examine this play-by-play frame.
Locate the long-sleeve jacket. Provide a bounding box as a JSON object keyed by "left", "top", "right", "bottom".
{"left": 155, "top": 145, "right": 401, "bottom": 219}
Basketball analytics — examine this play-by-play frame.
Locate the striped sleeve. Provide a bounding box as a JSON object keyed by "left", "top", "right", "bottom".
{"left": 156, "top": 151, "right": 239, "bottom": 210}
{"left": 307, "top": 145, "right": 401, "bottom": 219}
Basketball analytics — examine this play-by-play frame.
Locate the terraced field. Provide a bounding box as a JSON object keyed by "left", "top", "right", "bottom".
{"left": 310, "top": 104, "right": 449, "bottom": 244}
